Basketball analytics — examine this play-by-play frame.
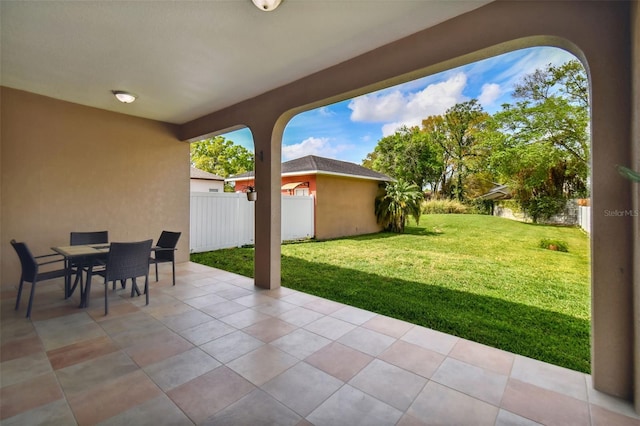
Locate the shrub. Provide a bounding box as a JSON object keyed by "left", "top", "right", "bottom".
{"left": 539, "top": 238, "right": 569, "bottom": 252}
{"left": 375, "top": 180, "right": 423, "bottom": 233}
{"left": 422, "top": 199, "right": 469, "bottom": 214}
{"left": 468, "top": 198, "right": 493, "bottom": 215}
{"left": 496, "top": 199, "right": 523, "bottom": 214}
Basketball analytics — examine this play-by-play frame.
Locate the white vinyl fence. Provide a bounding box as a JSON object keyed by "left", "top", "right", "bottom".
{"left": 495, "top": 199, "right": 591, "bottom": 234}
{"left": 190, "top": 192, "right": 314, "bottom": 253}
{"left": 578, "top": 205, "right": 591, "bottom": 234}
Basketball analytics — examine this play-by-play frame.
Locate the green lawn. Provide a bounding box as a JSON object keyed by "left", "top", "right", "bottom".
{"left": 191, "top": 214, "right": 591, "bottom": 373}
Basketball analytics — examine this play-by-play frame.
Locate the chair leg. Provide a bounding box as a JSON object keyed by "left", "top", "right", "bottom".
{"left": 26, "top": 281, "right": 37, "bottom": 319}
{"left": 144, "top": 275, "right": 149, "bottom": 306}
{"left": 69, "top": 269, "right": 82, "bottom": 298}
{"left": 113, "top": 279, "right": 126, "bottom": 291}
{"left": 104, "top": 280, "right": 109, "bottom": 316}
{"left": 155, "top": 262, "right": 159, "bottom": 282}
{"left": 15, "top": 279, "right": 24, "bottom": 310}
{"left": 131, "top": 278, "right": 140, "bottom": 297}
{"left": 64, "top": 260, "right": 70, "bottom": 298}
{"left": 171, "top": 261, "right": 176, "bottom": 286}
{"left": 82, "top": 264, "right": 95, "bottom": 309}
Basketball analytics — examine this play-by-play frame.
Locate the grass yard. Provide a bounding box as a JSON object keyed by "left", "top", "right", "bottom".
{"left": 191, "top": 214, "right": 591, "bottom": 373}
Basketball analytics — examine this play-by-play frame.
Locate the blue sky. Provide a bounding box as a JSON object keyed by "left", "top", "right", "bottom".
{"left": 223, "top": 46, "right": 577, "bottom": 165}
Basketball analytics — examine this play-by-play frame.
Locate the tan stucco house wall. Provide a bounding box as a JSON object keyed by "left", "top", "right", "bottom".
{"left": 315, "top": 175, "right": 382, "bottom": 241}
{"left": 1, "top": 87, "right": 191, "bottom": 286}
{"left": 229, "top": 173, "right": 383, "bottom": 240}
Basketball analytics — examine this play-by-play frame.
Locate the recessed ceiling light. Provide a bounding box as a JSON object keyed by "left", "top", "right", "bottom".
{"left": 112, "top": 90, "right": 137, "bottom": 104}
{"left": 251, "top": 0, "right": 282, "bottom": 12}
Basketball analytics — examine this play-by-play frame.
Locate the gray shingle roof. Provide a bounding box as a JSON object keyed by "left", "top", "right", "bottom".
{"left": 477, "top": 184, "right": 511, "bottom": 200}
{"left": 226, "top": 155, "right": 391, "bottom": 182}
{"left": 190, "top": 167, "right": 225, "bottom": 181}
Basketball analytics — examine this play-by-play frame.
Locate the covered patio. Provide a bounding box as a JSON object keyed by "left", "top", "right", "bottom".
{"left": 1, "top": 264, "right": 638, "bottom": 425}
{"left": 2, "top": 0, "right": 640, "bottom": 421}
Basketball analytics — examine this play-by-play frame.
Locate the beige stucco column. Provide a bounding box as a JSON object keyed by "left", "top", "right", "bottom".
{"left": 586, "top": 2, "right": 634, "bottom": 399}
{"left": 632, "top": 0, "right": 640, "bottom": 412}
{"left": 179, "top": 96, "right": 288, "bottom": 291}
{"left": 251, "top": 121, "right": 282, "bottom": 290}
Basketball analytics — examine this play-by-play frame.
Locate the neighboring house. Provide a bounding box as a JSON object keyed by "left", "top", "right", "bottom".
{"left": 476, "top": 183, "right": 512, "bottom": 216}
{"left": 190, "top": 167, "right": 225, "bottom": 193}
{"left": 477, "top": 184, "right": 511, "bottom": 201}
{"left": 226, "top": 155, "right": 392, "bottom": 240}
{"left": 480, "top": 184, "right": 585, "bottom": 227}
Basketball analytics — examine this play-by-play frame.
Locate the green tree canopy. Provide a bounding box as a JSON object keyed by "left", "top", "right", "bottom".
{"left": 190, "top": 136, "right": 254, "bottom": 178}
{"left": 365, "top": 126, "right": 443, "bottom": 191}
{"left": 487, "top": 59, "right": 590, "bottom": 221}
{"left": 422, "top": 100, "right": 490, "bottom": 201}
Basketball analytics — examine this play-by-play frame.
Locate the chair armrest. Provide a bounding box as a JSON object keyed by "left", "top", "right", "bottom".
{"left": 35, "top": 253, "right": 63, "bottom": 260}
{"left": 35, "top": 253, "right": 65, "bottom": 267}
{"left": 153, "top": 247, "right": 177, "bottom": 252}
{"left": 37, "top": 258, "right": 66, "bottom": 267}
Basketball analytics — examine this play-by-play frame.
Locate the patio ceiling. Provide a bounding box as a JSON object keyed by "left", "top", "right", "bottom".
{"left": 0, "top": 1, "right": 492, "bottom": 125}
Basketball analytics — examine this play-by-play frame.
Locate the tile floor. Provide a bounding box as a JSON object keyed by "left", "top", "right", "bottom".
{"left": 1, "top": 262, "right": 639, "bottom": 425}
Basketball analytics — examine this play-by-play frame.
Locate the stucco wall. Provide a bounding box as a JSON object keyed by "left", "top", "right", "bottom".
{"left": 315, "top": 175, "right": 382, "bottom": 241}
{"left": 1, "top": 87, "right": 190, "bottom": 288}
{"left": 631, "top": 0, "right": 640, "bottom": 412}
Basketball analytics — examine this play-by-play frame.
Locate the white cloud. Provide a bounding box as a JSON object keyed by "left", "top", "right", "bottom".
{"left": 494, "top": 47, "right": 578, "bottom": 91}
{"left": 478, "top": 83, "right": 501, "bottom": 107}
{"left": 349, "top": 72, "right": 468, "bottom": 136}
{"left": 282, "top": 137, "right": 352, "bottom": 161}
{"left": 405, "top": 73, "right": 468, "bottom": 117}
{"left": 348, "top": 90, "right": 406, "bottom": 122}
{"left": 379, "top": 121, "right": 408, "bottom": 136}
{"left": 318, "top": 106, "right": 336, "bottom": 117}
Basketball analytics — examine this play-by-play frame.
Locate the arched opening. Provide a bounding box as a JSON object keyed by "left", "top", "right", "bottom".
{"left": 188, "top": 127, "right": 257, "bottom": 254}
{"left": 191, "top": 46, "right": 593, "bottom": 374}
{"left": 283, "top": 46, "right": 592, "bottom": 373}
{"left": 179, "top": 2, "right": 635, "bottom": 403}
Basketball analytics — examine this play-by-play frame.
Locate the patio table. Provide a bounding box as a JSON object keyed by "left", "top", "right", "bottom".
{"left": 52, "top": 243, "right": 166, "bottom": 309}
{"left": 52, "top": 244, "right": 110, "bottom": 308}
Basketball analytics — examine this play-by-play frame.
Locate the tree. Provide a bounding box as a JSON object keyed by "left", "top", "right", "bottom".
{"left": 190, "top": 136, "right": 254, "bottom": 179}
{"left": 375, "top": 180, "right": 423, "bottom": 233}
{"left": 422, "top": 100, "right": 489, "bottom": 201}
{"left": 366, "top": 126, "right": 443, "bottom": 191}
{"left": 488, "top": 59, "right": 589, "bottom": 222}
{"left": 506, "top": 60, "right": 589, "bottom": 167}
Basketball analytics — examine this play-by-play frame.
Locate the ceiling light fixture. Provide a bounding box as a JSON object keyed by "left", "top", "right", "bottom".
{"left": 251, "top": 0, "right": 282, "bottom": 12}
{"left": 112, "top": 90, "right": 137, "bottom": 104}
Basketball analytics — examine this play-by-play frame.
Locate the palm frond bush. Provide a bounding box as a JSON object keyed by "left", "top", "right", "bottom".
{"left": 375, "top": 180, "right": 423, "bottom": 233}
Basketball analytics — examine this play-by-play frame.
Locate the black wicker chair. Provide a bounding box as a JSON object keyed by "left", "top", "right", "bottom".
{"left": 91, "top": 239, "right": 153, "bottom": 315}
{"left": 67, "top": 231, "right": 109, "bottom": 298}
{"left": 10, "top": 239, "right": 67, "bottom": 319}
{"left": 70, "top": 231, "right": 109, "bottom": 246}
{"left": 149, "top": 231, "right": 181, "bottom": 285}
